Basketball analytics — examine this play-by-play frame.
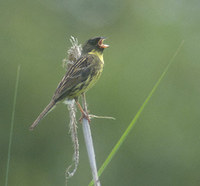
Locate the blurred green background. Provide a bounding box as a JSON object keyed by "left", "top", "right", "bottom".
{"left": 1, "top": 0, "right": 200, "bottom": 185}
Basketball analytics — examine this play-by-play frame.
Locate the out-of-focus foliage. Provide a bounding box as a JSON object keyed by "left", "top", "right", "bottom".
{"left": 1, "top": 0, "right": 200, "bottom": 185}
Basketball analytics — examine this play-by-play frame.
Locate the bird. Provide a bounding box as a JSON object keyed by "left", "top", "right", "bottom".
{"left": 29, "top": 37, "right": 109, "bottom": 130}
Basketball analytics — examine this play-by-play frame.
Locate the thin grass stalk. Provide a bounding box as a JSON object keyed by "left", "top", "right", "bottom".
{"left": 89, "top": 40, "right": 185, "bottom": 185}
{"left": 5, "top": 65, "right": 21, "bottom": 186}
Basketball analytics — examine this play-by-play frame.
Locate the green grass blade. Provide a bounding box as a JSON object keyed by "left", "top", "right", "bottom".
{"left": 5, "top": 65, "right": 21, "bottom": 186}
{"left": 89, "top": 41, "right": 184, "bottom": 186}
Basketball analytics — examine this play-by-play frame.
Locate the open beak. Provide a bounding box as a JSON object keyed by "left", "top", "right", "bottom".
{"left": 98, "top": 38, "right": 109, "bottom": 48}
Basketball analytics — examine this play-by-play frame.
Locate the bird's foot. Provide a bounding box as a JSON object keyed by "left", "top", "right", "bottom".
{"left": 79, "top": 111, "right": 91, "bottom": 123}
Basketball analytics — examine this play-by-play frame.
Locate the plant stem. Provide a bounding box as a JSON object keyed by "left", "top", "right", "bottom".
{"left": 81, "top": 93, "right": 101, "bottom": 186}
{"left": 89, "top": 40, "right": 185, "bottom": 185}
{"left": 5, "top": 65, "right": 21, "bottom": 186}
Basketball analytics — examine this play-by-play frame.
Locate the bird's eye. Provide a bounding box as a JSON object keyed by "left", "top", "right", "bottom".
{"left": 88, "top": 38, "right": 101, "bottom": 45}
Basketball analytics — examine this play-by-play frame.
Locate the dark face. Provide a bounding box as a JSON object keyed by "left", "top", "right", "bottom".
{"left": 82, "top": 37, "right": 109, "bottom": 54}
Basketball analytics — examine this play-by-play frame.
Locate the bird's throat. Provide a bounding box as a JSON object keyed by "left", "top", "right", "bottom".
{"left": 88, "top": 50, "right": 104, "bottom": 63}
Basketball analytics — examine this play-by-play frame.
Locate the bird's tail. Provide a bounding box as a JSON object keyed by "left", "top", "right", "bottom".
{"left": 29, "top": 100, "right": 56, "bottom": 130}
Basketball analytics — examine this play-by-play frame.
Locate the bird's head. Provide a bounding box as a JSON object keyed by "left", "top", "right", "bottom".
{"left": 82, "top": 37, "right": 109, "bottom": 54}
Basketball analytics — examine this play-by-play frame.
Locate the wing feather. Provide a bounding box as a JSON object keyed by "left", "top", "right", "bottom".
{"left": 53, "top": 55, "right": 94, "bottom": 101}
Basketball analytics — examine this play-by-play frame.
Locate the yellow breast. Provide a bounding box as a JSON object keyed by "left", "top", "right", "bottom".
{"left": 88, "top": 50, "right": 104, "bottom": 64}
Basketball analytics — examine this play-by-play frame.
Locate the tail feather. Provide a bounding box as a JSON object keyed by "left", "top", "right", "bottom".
{"left": 29, "top": 100, "right": 56, "bottom": 130}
